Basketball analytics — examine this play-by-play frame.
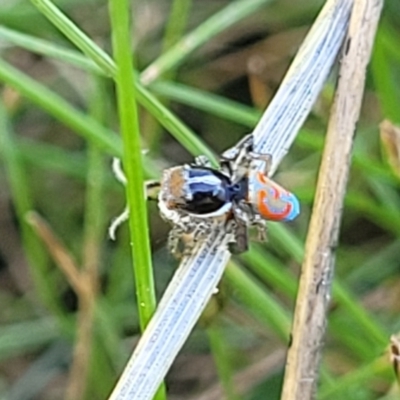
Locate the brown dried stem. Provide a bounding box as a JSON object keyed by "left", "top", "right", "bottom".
{"left": 26, "top": 211, "right": 98, "bottom": 400}
{"left": 280, "top": 1, "right": 384, "bottom": 399}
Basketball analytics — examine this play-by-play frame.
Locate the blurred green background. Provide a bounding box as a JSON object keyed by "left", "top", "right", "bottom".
{"left": 0, "top": 0, "right": 400, "bottom": 399}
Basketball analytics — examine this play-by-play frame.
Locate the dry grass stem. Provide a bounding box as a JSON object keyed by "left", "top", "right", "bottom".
{"left": 26, "top": 211, "right": 84, "bottom": 294}
{"left": 389, "top": 335, "right": 400, "bottom": 383}
{"left": 280, "top": 1, "right": 384, "bottom": 399}
{"left": 26, "top": 211, "right": 98, "bottom": 400}
{"left": 380, "top": 119, "right": 400, "bottom": 179}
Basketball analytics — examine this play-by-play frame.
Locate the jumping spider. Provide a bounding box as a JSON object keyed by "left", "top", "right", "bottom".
{"left": 158, "top": 134, "right": 299, "bottom": 256}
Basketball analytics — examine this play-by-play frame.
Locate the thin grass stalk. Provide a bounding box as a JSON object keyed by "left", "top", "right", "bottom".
{"left": 150, "top": 80, "right": 262, "bottom": 127}
{"left": 162, "top": 0, "right": 192, "bottom": 63}
{"left": 30, "top": 0, "right": 116, "bottom": 76}
{"left": 207, "top": 324, "right": 241, "bottom": 400}
{"left": 0, "top": 26, "right": 104, "bottom": 75}
{"left": 65, "top": 282, "right": 96, "bottom": 400}
{"left": 0, "top": 318, "right": 58, "bottom": 361}
{"left": 370, "top": 32, "right": 400, "bottom": 122}
{"left": 109, "top": 0, "right": 156, "bottom": 333}
{"left": 0, "top": 99, "right": 67, "bottom": 322}
{"left": 224, "top": 263, "right": 291, "bottom": 341}
{"left": 0, "top": 137, "right": 88, "bottom": 179}
{"left": 65, "top": 78, "right": 108, "bottom": 400}
{"left": 147, "top": 0, "right": 192, "bottom": 152}
{"left": 82, "top": 77, "right": 108, "bottom": 295}
{"left": 108, "top": 0, "right": 167, "bottom": 397}
{"left": 280, "top": 1, "right": 384, "bottom": 399}
{"left": 319, "top": 357, "right": 392, "bottom": 399}
{"left": 0, "top": 59, "right": 122, "bottom": 156}
{"left": 332, "top": 282, "right": 388, "bottom": 349}
{"left": 140, "top": 0, "right": 273, "bottom": 84}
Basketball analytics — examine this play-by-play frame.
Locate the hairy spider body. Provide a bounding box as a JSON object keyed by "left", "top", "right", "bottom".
{"left": 158, "top": 134, "right": 300, "bottom": 256}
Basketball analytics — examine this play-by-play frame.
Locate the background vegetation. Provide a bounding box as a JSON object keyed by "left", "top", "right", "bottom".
{"left": 0, "top": 0, "right": 400, "bottom": 399}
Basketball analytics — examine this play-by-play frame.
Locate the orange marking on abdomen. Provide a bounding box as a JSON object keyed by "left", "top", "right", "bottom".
{"left": 257, "top": 172, "right": 268, "bottom": 184}
{"left": 257, "top": 189, "right": 292, "bottom": 221}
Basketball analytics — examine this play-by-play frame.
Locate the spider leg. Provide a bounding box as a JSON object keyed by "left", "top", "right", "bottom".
{"left": 112, "top": 157, "right": 161, "bottom": 199}
{"left": 220, "top": 133, "right": 253, "bottom": 161}
{"left": 232, "top": 200, "right": 268, "bottom": 245}
{"left": 167, "top": 218, "right": 213, "bottom": 258}
{"left": 228, "top": 203, "right": 251, "bottom": 254}
{"left": 168, "top": 225, "right": 184, "bottom": 258}
{"left": 108, "top": 205, "right": 129, "bottom": 240}
{"left": 194, "top": 155, "right": 213, "bottom": 167}
{"left": 255, "top": 220, "right": 267, "bottom": 242}
{"left": 249, "top": 152, "right": 273, "bottom": 175}
{"left": 220, "top": 134, "right": 255, "bottom": 182}
{"left": 112, "top": 157, "right": 127, "bottom": 185}
{"left": 146, "top": 181, "right": 161, "bottom": 201}
{"left": 228, "top": 219, "right": 249, "bottom": 254}
{"left": 109, "top": 159, "right": 161, "bottom": 239}
{"left": 183, "top": 219, "right": 213, "bottom": 255}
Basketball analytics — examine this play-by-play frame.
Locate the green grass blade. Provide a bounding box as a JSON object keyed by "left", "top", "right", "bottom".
{"left": 28, "top": 0, "right": 217, "bottom": 163}
{"left": 146, "top": 0, "right": 192, "bottom": 151}
{"left": 82, "top": 77, "right": 108, "bottom": 268}
{"left": 225, "top": 262, "right": 291, "bottom": 341}
{"left": 162, "top": 0, "right": 192, "bottom": 54}
{"left": 30, "top": 0, "right": 116, "bottom": 76}
{"left": 0, "top": 58, "right": 122, "bottom": 156}
{"left": 0, "top": 318, "right": 58, "bottom": 361}
{"left": 109, "top": 0, "right": 157, "bottom": 328}
{"left": 371, "top": 30, "right": 400, "bottom": 123}
{"left": 240, "top": 245, "right": 298, "bottom": 297}
{"left": 332, "top": 283, "right": 388, "bottom": 349}
{"left": 150, "top": 80, "right": 261, "bottom": 127}
{"left": 141, "top": 0, "right": 272, "bottom": 83}
{"left": 0, "top": 100, "right": 66, "bottom": 320}
{"left": 0, "top": 137, "right": 88, "bottom": 180}
{"left": 319, "top": 357, "right": 391, "bottom": 399}
{"left": 0, "top": 25, "right": 104, "bottom": 76}
{"left": 208, "top": 324, "right": 241, "bottom": 400}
